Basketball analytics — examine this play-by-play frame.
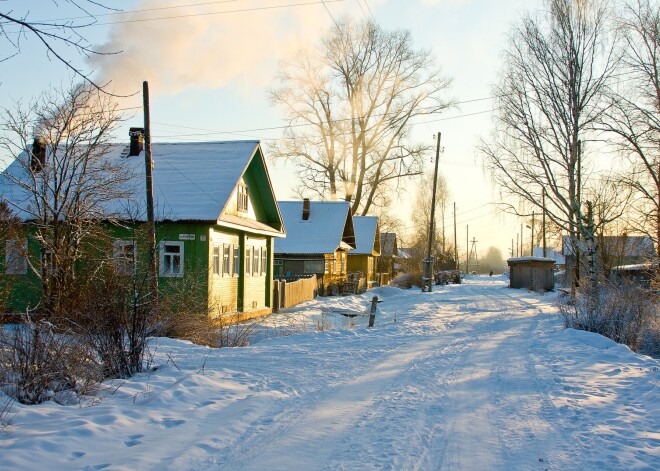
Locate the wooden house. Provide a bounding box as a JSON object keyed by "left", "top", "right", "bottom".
{"left": 347, "top": 216, "right": 381, "bottom": 284}
{"left": 378, "top": 232, "right": 398, "bottom": 276}
{"left": 0, "top": 136, "right": 285, "bottom": 321}
{"left": 274, "top": 199, "right": 355, "bottom": 290}
{"left": 507, "top": 257, "right": 555, "bottom": 291}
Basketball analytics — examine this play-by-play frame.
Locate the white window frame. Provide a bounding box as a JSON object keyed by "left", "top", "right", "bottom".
{"left": 237, "top": 184, "right": 248, "bottom": 213}
{"left": 113, "top": 239, "right": 136, "bottom": 275}
{"left": 232, "top": 244, "right": 240, "bottom": 277}
{"left": 212, "top": 244, "right": 221, "bottom": 275}
{"left": 5, "top": 239, "right": 27, "bottom": 275}
{"left": 260, "top": 247, "right": 267, "bottom": 276}
{"left": 222, "top": 243, "right": 231, "bottom": 276}
{"left": 160, "top": 241, "right": 184, "bottom": 277}
{"left": 244, "top": 245, "right": 252, "bottom": 277}
{"left": 252, "top": 246, "right": 260, "bottom": 276}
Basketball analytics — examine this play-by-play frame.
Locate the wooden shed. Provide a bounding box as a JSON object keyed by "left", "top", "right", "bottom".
{"left": 507, "top": 257, "right": 555, "bottom": 291}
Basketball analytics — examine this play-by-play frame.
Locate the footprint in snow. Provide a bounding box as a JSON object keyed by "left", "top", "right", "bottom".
{"left": 124, "top": 434, "right": 144, "bottom": 447}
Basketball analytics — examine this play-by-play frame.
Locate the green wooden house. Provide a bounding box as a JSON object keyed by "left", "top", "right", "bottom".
{"left": 0, "top": 137, "right": 285, "bottom": 321}
{"left": 347, "top": 216, "right": 381, "bottom": 283}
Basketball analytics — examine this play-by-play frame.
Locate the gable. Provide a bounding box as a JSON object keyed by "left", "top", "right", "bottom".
{"left": 351, "top": 216, "right": 380, "bottom": 256}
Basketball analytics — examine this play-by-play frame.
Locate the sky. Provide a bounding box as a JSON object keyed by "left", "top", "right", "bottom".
{"left": 2, "top": 278, "right": 658, "bottom": 469}
{"left": 0, "top": 0, "right": 541, "bottom": 261}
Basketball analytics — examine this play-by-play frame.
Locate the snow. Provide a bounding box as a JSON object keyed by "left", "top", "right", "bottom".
{"left": 1, "top": 276, "right": 658, "bottom": 470}
{"left": 0, "top": 141, "right": 262, "bottom": 222}
{"left": 351, "top": 216, "right": 380, "bottom": 255}
{"left": 275, "top": 201, "right": 354, "bottom": 254}
{"left": 507, "top": 256, "right": 556, "bottom": 263}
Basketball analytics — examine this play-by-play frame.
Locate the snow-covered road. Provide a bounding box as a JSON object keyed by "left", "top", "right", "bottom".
{"left": 2, "top": 277, "right": 658, "bottom": 470}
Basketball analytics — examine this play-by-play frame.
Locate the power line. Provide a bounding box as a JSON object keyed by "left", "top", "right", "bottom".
{"left": 359, "top": 0, "right": 376, "bottom": 22}
{"left": 320, "top": 0, "right": 340, "bottom": 29}
{"left": 3, "top": 0, "right": 346, "bottom": 30}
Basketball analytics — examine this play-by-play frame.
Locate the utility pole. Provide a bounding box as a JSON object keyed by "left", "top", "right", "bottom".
{"left": 511, "top": 238, "right": 514, "bottom": 259}
{"left": 531, "top": 211, "right": 535, "bottom": 256}
{"left": 423, "top": 131, "right": 441, "bottom": 292}
{"left": 468, "top": 237, "right": 479, "bottom": 274}
{"left": 542, "top": 191, "right": 547, "bottom": 258}
{"left": 454, "top": 202, "right": 458, "bottom": 271}
{"left": 466, "top": 225, "right": 469, "bottom": 273}
{"left": 143, "top": 81, "right": 158, "bottom": 298}
{"left": 520, "top": 223, "right": 523, "bottom": 257}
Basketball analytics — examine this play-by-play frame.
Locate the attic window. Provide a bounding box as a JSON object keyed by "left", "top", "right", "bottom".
{"left": 237, "top": 184, "right": 248, "bottom": 213}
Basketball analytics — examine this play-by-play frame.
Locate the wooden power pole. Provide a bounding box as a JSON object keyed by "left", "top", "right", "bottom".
{"left": 423, "top": 132, "right": 441, "bottom": 292}
{"left": 143, "top": 81, "right": 158, "bottom": 298}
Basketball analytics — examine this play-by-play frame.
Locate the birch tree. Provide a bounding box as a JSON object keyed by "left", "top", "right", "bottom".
{"left": 270, "top": 18, "right": 453, "bottom": 215}
{"left": 481, "top": 0, "right": 620, "bottom": 288}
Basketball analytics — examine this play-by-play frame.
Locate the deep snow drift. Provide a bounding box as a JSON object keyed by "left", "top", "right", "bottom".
{"left": 1, "top": 276, "right": 658, "bottom": 470}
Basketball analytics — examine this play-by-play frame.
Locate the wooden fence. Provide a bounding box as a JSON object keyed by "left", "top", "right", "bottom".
{"left": 273, "top": 275, "right": 318, "bottom": 311}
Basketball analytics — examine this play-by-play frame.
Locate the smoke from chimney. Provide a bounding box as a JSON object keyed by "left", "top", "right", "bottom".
{"left": 88, "top": 0, "right": 344, "bottom": 97}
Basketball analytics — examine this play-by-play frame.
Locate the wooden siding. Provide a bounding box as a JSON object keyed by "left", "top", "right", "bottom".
{"left": 347, "top": 254, "right": 378, "bottom": 281}
{"left": 508, "top": 260, "right": 554, "bottom": 291}
{"left": 209, "top": 229, "right": 240, "bottom": 317}
{"left": 243, "top": 236, "right": 268, "bottom": 312}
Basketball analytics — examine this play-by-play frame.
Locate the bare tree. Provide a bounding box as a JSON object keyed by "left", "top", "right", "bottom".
{"left": 481, "top": 246, "right": 505, "bottom": 274}
{"left": 0, "top": 1, "right": 120, "bottom": 91}
{"left": 481, "top": 0, "right": 621, "bottom": 288}
{"left": 270, "top": 18, "right": 453, "bottom": 215}
{"left": 601, "top": 0, "right": 660, "bottom": 263}
{"left": 410, "top": 172, "right": 455, "bottom": 270}
{"left": 0, "top": 82, "right": 134, "bottom": 316}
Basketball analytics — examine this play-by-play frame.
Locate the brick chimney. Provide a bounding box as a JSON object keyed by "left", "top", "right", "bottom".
{"left": 302, "top": 198, "right": 310, "bottom": 220}
{"left": 30, "top": 137, "right": 47, "bottom": 171}
{"left": 128, "top": 127, "right": 144, "bottom": 156}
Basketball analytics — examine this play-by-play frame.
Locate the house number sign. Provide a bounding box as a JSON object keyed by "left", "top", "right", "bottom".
{"left": 179, "top": 234, "right": 195, "bottom": 240}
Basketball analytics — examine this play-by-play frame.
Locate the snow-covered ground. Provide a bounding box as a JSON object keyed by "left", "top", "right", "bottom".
{"left": 1, "top": 276, "right": 658, "bottom": 470}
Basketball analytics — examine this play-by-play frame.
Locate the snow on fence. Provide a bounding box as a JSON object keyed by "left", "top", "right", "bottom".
{"left": 273, "top": 275, "right": 318, "bottom": 311}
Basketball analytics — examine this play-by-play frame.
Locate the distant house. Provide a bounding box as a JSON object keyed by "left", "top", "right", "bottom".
{"left": 396, "top": 247, "right": 424, "bottom": 273}
{"left": 378, "top": 232, "right": 398, "bottom": 276}
{"left": 274, "top": 199, "right": 356, "bottom": 289}
{"left": 0, "top": 136, "right": 285, "bottom": 321}
{"left": 347, "top": 216, "right": 381, "bottom": 284}
{"left": 562, "top": 234, "right": 656, "bottom": 276}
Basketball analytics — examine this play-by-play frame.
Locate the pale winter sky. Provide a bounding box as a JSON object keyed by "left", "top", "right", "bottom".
{"left": 0, "top": 0, "right": 540, "bottom": 260}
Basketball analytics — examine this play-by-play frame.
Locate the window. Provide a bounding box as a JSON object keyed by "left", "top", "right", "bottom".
{"left": 222, "top": 243, "right": 230, "bottom": 275}
{"left": 260, "top": 247, "right": 267, "bottom": 275}
{"left": 237, "top": 184, "right": 248, "bottom": 212}
{"left": 274, "top": 259, "right": 284, "bottom": 267}
{"left": 232, "top": 245, "right": 240, "bottom": 277}
{"left": 252, "top": 246, "right": 260, "bottom": 276}
{"left": 113, "top": 240, "right": 136, "bottom": 275}
{"left": 41, "top": 248, "right": 53, "bottom": 275}
{"left": 324, "top": 258, "right": 331, "bottom": 274}
{"left": 340, "top": 252, "right": 346, "bottom": 274}
{"left": 244, "top": 246, "right": 252, "bottom": 276}
{"left": 212, "top": 245, "right": 220, "bottom": 275}
{"left": 5, "top": 240, "right": 27, "bottom": 275}
{"left": 304, "top": 260, "right": 325, "bottom": 274}
{"left": 160, "top": 241, "right": 184, "bottom": 277}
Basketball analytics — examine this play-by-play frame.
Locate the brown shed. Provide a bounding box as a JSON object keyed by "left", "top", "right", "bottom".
{"left": 507, "top": 257, "right": 555, "bottom": 291}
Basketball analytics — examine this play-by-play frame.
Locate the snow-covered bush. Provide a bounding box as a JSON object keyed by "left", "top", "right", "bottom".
{"left": 560, "top": 280, "right": 659, "bottom": 356}
{"left": 0, "top": 319, "right": 101, "bottom": 405}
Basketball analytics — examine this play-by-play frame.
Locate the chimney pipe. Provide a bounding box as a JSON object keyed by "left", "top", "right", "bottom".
{"left": 128, "top": 127, "right": 145, "bottom": 156}
{"left": 302, "top": 198, "right": 310, "bottom": 220}
{"left": 30, "top": 137, "right": 47, "bottom": 172}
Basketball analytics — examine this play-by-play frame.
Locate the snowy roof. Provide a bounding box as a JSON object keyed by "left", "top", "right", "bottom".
{"left": 350, "top": 216, "right": 380, "bottom": 256}
{"left": 0, "top": 141, "right": 283, "bottom": 227}
{"left": 507, "top": 256, "right": 555, "bottom": 264}
{"left": 380, "top": 232, "right": 398, "bottom": 257}
{"left": 562, "top": 235, "right": 656, "bottom": 257}
{"left": 274, "top": 201, "right": 355, "bottom": 255}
